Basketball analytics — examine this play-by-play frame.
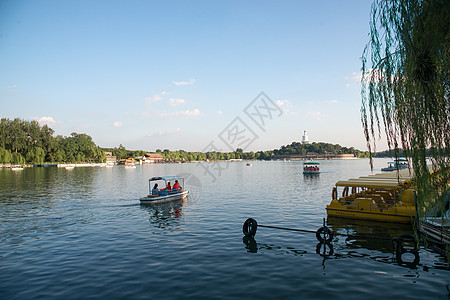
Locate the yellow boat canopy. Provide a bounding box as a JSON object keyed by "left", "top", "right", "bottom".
{"left": 348, "top": 178, "right": 410, "bottom": 184}
{"left": 361, "top": 175, "right": 413, "bottom": 180}
{"left": 335, "top": 180, "right": 402, "bottom": 188}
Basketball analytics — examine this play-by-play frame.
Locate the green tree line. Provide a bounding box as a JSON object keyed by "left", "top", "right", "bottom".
{"left": 273, "top": 141, "right": 371, "bottom": 158}
{"left": 0, "top": 118, "right": 106, "bottom": 164}
{"left": 154, "top": 148, "right": 274, "bottom": 161}
{"left": 101, "top": 144, "right": 147, "bottom": 161}
{"left": 105, "top": 141, "right": 369, "bottom": 162}
{"left": 100, "top": 146, "right": 274, "bottom": 162}
{"left": 1, "top": 118, "right": 371, "bottom": 164}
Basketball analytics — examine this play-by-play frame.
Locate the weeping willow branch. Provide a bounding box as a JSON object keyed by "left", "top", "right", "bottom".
{"left": 361, "top": 0, "right": 449, "bottom": 217}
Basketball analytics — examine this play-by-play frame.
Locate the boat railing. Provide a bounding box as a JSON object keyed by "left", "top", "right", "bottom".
{"left": 341, "top": 198, "right": 359, "bottom": 210}
{"left": 370, "top": 201, "right": 393, "bottom": 211}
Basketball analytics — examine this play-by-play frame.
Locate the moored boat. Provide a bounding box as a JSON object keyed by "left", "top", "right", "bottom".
{"left": 140, "top": 176, "right": 189, "bottom": 204}
{"left": 326, "top": 170, "right": 416, "bottom": 223}
{"left": 124, "top": 158, "right": 136, "bottom": 168}
{"left": 420, "top": 193, "right": 449, "bottom": 246}
{"left": 303, "top": 161, "right": 320, "bottom": 174}
{"left": 10, "top": 165, "right": 24, "bottom": 171}
{"left": 381, "top": 158, "right": 409, "bottom": 172}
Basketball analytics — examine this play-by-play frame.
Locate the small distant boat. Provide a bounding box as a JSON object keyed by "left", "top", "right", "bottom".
{"left": 10, "top": 165, "right": 24, "bottom": 171}
{"left": 65, "top": 166, "right": 74, "bottom": 170}
{"left": 124, "top": 159, "right": 136, "bottom": 168}
{"left": 106, "top": 164, "right": 114, "bottom": 168}
{"left": 140, "top": 176, "right": 189, "bottom": 204}
{"left": 381, "top": 158, "right": 409, "bottom": 172}
{"left": 246, "top": 162, "right": 252, "bottom": 166}
{"left": 303, "top": 161, "right": 320, "bottom": 174}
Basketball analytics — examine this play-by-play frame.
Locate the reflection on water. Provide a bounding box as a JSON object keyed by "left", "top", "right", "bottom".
{"left": 1, "top": 160, "right": 449, "bottom": 299}
{"left": 140, "top": 199, "right": 187, "bottom": 233}
{"left": 0, "top": 168, "right": 97, "bottom": 247}
{"left": 327, "top": 216, "right": 414, "bottom": 253}
{"left": 242, "top": 216, "right": 448, "bottom": 273}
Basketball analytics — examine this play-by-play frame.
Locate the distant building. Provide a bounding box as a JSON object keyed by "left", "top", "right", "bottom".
{"left": 105, "top": 152, "right": 117, "bottom": 164}
{"left": 144, "top": 153, "right": 164, "bottom": 163}
{"left": 301, "top": 130, "right": 309, "bottom": 144}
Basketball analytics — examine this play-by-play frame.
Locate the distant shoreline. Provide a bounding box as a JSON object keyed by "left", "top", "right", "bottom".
{"left": 0, "top": 157, "right": 376, "bottom": 169}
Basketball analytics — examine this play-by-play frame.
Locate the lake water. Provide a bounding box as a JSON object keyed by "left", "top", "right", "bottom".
{"left": 1, "top": 159, "right": 448, "bottom": 299}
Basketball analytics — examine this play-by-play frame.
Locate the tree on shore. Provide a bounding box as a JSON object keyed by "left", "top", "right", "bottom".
{"left": 0, "top": 118, "right": 106, "bottom": 164}
{"left": 361, "top": 0, "right": 449, "bottom": 219}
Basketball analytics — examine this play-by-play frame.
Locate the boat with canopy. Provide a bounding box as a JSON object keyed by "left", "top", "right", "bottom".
{"left": 326, "top": 169, "right": 416, "bottom": 223}
{"left": 381, "top": 158, "right": 409, "bottom": 172}
{"left": 140, "top": 176, "right": 188, "bottom": 204}
{"left": 303, "top": 161, "right": 320, "bottom": 174}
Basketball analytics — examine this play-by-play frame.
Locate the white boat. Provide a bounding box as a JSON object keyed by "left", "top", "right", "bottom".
{"left": 124, "top": 159, "right": 136, "bottom": 168}
{"left": 381, "top": 158, "right": 409, "bottom": 172}
{"left": 303, "top": 161, "right": 320, "bottom": 174}
{"left": 10, "top": 165, "right": 24, "bottom": 171}
{"left": 140, "top": 176, "right": 189, "bottom": 204}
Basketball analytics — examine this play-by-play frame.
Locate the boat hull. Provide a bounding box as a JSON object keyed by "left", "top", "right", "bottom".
{"left": 140, "top": 191, "right": 188, "bottom": 204}
{"left": 420, "top": 220, "right": 450, "bottom": 245}
{"left": 326, "top": 206, "right": 414, "bottom": 223}
{"left": 303, "top": 171, "right": 320, "bottom": 174}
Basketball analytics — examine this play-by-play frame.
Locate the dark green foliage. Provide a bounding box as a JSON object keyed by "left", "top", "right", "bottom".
{"left": 0, "top": 147, "right": 12, "bottom": 163}
{"left": 0, "top": 118, "right": 106, "bottom": 164}
{"left": 273, "top": 142, "right": 370, "bottom": 158}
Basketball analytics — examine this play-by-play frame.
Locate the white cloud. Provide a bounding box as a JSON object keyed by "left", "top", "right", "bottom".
{"left": 173, "top": 78, "right": 196, "bottom": 86}
{"left": 326, "top": 99, "right": 338, "bottom": 103}
{"left": 276, "top": 99, "right": 290, "bottom": 106}
{"left": 169, "top": 98, "right": 186, "bottom": 106}
{"left": 350, "top": 72, "right": 362, "bottom": 82}
{"left": 275, "top": 99, "right": 296, "bottom": 115}
{"left": 161, "top": 91, "right": 168, "bottom": 96}
{"left": 146, "top": 128, "right": 181, "bottom": 137}
{"left": 217, "top": 110, "right": 223, "bottom": 115}
{"left": 307, "top": 110, "right": 322, "bottom": 120}
{"left": 159, "top": 108, "right": 200, "bottom": 119}
{"left": 345, "top": 71, "right": 363, "bottom": 87}
{"left": 145, "top": 94, "right": 162, "bottom": 102}
{"left": 113, "top": 121, "right": 123, "bottom": 128}
{"left": 32, "top": 116, "right": 56, "bottom": 126}
{"left": 347, "top": 69, "right": 401, "bottom": 88}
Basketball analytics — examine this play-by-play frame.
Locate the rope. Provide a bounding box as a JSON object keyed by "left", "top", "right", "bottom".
{"left": 259, "top": 224, "right": 317, "bottom": 234}
{"left": 259, "top": 224, "right": 395, "bottom": 241}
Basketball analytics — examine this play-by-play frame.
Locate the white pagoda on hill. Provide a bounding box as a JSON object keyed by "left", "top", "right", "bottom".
{"left": 301, "top": 130, "right": 309, "bottom": 144}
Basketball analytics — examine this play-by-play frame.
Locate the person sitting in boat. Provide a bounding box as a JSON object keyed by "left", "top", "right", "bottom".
{"left": 151, "top": 183, "right": 159, "bottom": 196}
{"left": 166, "top": 182, "right": 172, "bottom": 191}
{"left": 173, "top": 180, "right": 180, "bottom": 190}
{"left": 173, "top": 180, "right": 181, "bottom": 192}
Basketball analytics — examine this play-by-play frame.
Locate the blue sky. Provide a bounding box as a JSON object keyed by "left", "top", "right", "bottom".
{"left": 0, "top": 0, "right": 387, "bottom": 152}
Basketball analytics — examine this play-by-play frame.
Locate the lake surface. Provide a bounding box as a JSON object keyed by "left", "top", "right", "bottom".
{"left": 1, "top": 159, "right": 448, "bottom": 299}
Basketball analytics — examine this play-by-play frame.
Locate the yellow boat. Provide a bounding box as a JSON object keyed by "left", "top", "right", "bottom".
{"left": 326, "top": 170, "right": 416, "bottom": 223}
